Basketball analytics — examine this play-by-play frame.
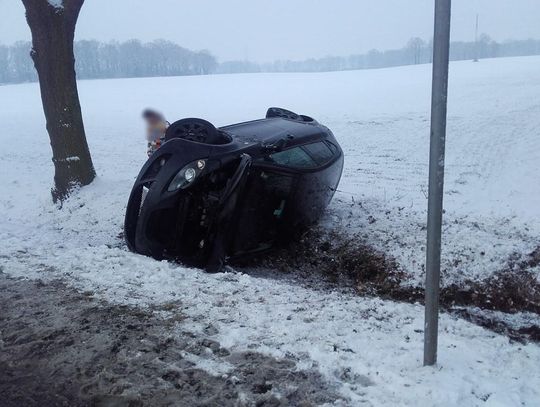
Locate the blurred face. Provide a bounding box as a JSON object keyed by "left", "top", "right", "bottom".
{"left": 146, "top": 116, "right": 160, "bottom": 125}
{"left": 143, "top": 112, "right": 161, "bottom": 125}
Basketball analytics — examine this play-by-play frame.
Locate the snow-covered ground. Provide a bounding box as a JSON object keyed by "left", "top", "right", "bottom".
{"left": 1, "top": 56, "right": 540, "bottom": 405}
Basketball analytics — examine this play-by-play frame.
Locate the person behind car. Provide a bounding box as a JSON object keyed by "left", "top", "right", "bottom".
{"left": 142, "top": 109, "right": 169, "bottom": 157}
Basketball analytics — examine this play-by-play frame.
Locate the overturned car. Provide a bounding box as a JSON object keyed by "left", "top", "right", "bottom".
{"left": 124, "top": 108, "right": 344, "bottom": 272}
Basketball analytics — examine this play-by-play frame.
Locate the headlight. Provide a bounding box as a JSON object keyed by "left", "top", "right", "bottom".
{"left": 167, "top": 159, "right": 207, "bottom": 191}
{"left": 184, "top": 168, "right": 196, "bottom": 182}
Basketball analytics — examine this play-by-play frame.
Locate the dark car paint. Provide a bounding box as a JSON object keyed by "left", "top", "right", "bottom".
{"left": 125, "top": 114, "right": 344, "bottom": 271}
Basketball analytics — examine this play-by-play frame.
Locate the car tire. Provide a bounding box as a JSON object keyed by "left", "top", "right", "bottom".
{"left": 165, "top": 118, "right": 221, "bottom": 144}
{"left": 266, "top": 107, "right": 300, "bottom": 121}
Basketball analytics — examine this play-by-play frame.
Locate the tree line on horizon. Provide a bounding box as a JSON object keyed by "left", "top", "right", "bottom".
{"left": 220, "top": 35, "right": 540, "bottom": 73}
{"left": 1, "top": 35, "right": 540, "bottom": 84}
{"left": 0, "top": 39, "right": 218, "bottom": 84}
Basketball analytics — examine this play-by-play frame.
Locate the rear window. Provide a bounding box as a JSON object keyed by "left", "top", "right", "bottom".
{"left": 269, "top": 147, "right": 317, "bottom": 168}
{"left": 325, "top": 141, "right": 338, "bottom": 154}
{"left": 303, "top": 142, "right": 334, "bottom": 165}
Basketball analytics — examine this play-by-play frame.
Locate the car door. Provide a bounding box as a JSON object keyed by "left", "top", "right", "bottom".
{"left": 261, "top": 141, "right": 343, "bottom": 226}
{"left": 227, "top": 142, "right": 342, "bottom": 258}
{"left": 228, "top": 166, "right": 297, "bottom": 256}
{"left": 295, "top": 140, "right": 344, "bottom": 224}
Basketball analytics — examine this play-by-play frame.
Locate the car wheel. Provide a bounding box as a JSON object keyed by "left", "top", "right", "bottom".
{"left": 266, "top": 107, "right": 300, "bottom": 121}
{"left": 165, "top": 118, "right": 220, "bottom": 144}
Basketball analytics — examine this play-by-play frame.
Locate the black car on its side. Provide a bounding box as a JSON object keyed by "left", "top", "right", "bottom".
{"left": 124, "top": 108, "right": 344, "bottom": 272}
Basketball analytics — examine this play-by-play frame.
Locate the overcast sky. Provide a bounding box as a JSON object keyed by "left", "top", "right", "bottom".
{"left": 1, "top": 0, "right": 540, "bottom": 62}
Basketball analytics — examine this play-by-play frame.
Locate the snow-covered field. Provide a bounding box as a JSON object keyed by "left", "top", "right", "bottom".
{"left": 1, "top": 56, "right": 540, "bottom": 405}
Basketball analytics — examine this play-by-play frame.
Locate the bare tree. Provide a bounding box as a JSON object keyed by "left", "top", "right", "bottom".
{"left": 407, "top": 37, "right": 426, "bottom": 65}
{"left": 10, "top": 41, "right": 37, "bottom": 83}
{"left": 0, "top": 45, "right": 9, "bottom": 83}
{"left": 22, "top": 0, "right": 95, "bottom": 203}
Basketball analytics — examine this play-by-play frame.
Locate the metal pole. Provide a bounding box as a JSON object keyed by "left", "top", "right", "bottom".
{"left": 424, "top": 0, "right": 452, "bottom": 367}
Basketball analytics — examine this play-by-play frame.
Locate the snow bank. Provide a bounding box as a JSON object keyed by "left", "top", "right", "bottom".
{"left": 4, "top": 236, "right": 540, "bottom": 405}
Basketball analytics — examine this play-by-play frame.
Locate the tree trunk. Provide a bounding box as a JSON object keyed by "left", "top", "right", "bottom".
{"left": 22, "top": 0, "right": 95, "bottom": 203}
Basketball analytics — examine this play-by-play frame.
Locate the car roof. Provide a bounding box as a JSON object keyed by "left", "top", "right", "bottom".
{"left": 220, "top": 117, "right": 327, "bottom": 145}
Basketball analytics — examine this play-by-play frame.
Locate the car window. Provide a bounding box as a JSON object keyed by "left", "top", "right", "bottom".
{"left": 325, "top": 141, "right": 338, "bottom": 154}
{"left": 303, "top": 142, "right": 334, "bottom": 165}
{"left": 269, "top": 147, "right": 317, "bottom": 168}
